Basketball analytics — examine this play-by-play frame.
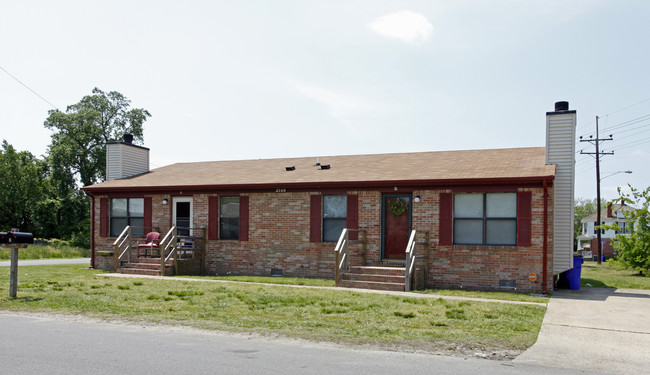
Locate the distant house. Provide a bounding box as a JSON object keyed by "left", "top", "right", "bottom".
{"left": 578, "top": 202, "right": 635, "bottom": 260}
{"left": 82, "top": 101, "right": 577, "bottom": 294}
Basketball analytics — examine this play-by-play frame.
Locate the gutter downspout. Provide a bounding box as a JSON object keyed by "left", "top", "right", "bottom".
{"left": 543, "top": 179, "right": 549, "bottom": 295}
{"left": 88, "top": 192, "right": 95, "bottom": 269}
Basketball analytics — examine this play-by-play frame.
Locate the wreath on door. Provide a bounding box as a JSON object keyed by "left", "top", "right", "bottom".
{"left": 388, "top": 198, "right": 408, "bottom": 216}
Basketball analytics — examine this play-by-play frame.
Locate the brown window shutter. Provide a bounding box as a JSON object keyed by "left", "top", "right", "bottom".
{"left": 99, "top": 198, "right": 109, "bottom": 237}
{"left": 346, "top": 194, "right": 358, "bottom": 241}
{"left": 310, "top": 195, "right": 322, "bottom": 242}
{"left": 439, "top": 193, "right": 452, "bottom": 245}
{"left": 208, "top": 196, "right": 218, "bottom": 240}
{"left": 239, "top": 196, "right": 249, "bottom": 241}
{"left": 517, "top": 191, "right": 532, "bottom": 247}
{"left": 143, "top": 197, "right": 152, "bottom": 232}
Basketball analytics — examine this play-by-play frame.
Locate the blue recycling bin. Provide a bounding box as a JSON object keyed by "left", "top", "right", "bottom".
{"left": 565, "top": 255, "right": 584, "bottom": 290}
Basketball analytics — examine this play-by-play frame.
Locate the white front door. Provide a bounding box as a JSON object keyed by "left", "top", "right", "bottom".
{"left": 173, "top": 197, "right": 193, "bottom": 236}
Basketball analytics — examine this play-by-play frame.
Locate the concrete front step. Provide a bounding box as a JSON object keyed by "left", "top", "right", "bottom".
{"left": 118, "top": 268, "right": 162, "bottom": 276}
{"left": 121, "top": 262, "right": 161, "bottom": 270}
{"left": 128, "top": 257, "right": 166, "bottom": 264}
{"left": 342, "top": 273, "right": 405, "bottom": 284}
{"left": 338, "top": 279, "right": 405, "bottom": 292}
{"left": 347, "top": 266, "right": 405, "bottom": 276}
{"left": 119, "top": 257, "right": 173, "bottom": 276}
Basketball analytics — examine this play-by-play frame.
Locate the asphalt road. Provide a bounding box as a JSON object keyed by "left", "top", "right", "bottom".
{"left": 0, "top": 313, "right": 607, "bottom": 375}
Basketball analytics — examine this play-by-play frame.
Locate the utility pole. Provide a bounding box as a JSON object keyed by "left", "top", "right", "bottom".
{"left": 580, "top": 116, "right": 613, "bottom": 264}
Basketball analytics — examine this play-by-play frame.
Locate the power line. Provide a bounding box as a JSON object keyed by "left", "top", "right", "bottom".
{"left": 576, "top": 116, "right": 650, "bottom": 153}
{"left": 579, "top": 116, "right": 614, "bottom": 265}
{"left": 606, "top": 97, "right": 650, "bottom": 117}
{"left": 0, "top": 64, "right": 60, "bottom": 111}
{"left": 578, "top": 113, "right": 650, "bottom": 140}
{"left": 575, "top": 97, "right": 650, "bottom": 135}
{"left": 613, "top": 135, "right": 650, "bottom": 149}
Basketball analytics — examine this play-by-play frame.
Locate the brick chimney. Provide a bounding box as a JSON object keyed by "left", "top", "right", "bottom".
{"left": 106, "top": 134, "right": 150, "bottom": 181}
{"left": 607, "top": 202, "right": 613, "bottom": 218}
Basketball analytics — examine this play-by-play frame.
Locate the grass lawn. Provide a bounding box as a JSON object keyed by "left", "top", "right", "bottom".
{"left": 0, "top": 264, "right": 546, "bottom": 356}
{"left": 581, "top": 261, "right": 650, "bottom": 290}
{"left": 416, "top": 289, "right": 549, "bottom": 304}
{"left": 177, "top": 275, "right": 335, "bottom": 287}
{"left": 0, "top": 243, "right": 90, "bottom": 260}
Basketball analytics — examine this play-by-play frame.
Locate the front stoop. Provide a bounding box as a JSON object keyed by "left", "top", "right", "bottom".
{"left": 338, "top": 266, "right": 406, "bottom": 292}
{"left": 118, "top": 257, "right": 172, "bottom": 276}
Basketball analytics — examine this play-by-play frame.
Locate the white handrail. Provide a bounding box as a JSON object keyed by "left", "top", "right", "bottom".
{"left": 113, "top": 226, "right": 132, "bottom": 271}
{"left": 112, "top": 226, "right": 130, "bottom": 246}
{"left": 160, "top": 226, "right": 177, "bottom": 275}
{"left": 334, "top": 229, "right": 349, "bottom": 284}
{"left": 404, "top": 230, "right": 417, "bottom": 292}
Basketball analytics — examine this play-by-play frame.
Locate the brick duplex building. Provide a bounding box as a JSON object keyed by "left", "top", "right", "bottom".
{"left": 83, "top": 101, "right": 577, "bottom": 293}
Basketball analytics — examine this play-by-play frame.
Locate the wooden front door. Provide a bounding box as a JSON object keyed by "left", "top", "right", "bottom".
{"left": 382, "top": 194, "right": 411, "bottom": 260}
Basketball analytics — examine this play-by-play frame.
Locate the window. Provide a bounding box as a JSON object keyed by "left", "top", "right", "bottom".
{"left": 323, "top": 195, "right": 346, "bottom": 242}
{"left": 617, "top": 221, "right": 628, "bottom": 234}
{"left": 453, "top": 193, "right": 517, "bottom": 245}
{"left": 594, "top": 221, "right": 605, "bottom": 234}
{"left": 110, "top": 198, "right": 144, "bottom": 237}
{"left": 220, "top": 197, "right": 239, "bottom": 240}
{"left": 583, "top": 222, "right": 588, "bottom": 234}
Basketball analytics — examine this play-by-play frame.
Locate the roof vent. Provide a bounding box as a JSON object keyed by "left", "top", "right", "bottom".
{"left": 554, "top": 101, "right": 569, "bottom": 111}
{"left": 285, "top": 166, "right": 295, "bottom": 171}
{"left": 320, "top": 164, "right": 330, "bottom": 170}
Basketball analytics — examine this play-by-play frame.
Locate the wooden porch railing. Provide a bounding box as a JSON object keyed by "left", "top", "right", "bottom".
{"left": 112, "top": 226, "right": 132, "bottom": 272}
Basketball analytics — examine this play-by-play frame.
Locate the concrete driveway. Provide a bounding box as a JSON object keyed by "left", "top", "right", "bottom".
{"left": 515, "top": 287, "right": 650, "bottom": 374}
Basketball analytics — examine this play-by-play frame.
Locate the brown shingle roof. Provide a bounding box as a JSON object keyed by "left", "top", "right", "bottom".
{"left": 83, "top": 147, "right": 555, "bottom": 192}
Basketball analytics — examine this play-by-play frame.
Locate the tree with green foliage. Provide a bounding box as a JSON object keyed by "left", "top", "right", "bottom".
{"left": 0, "top": 141, "right": 49, "bottom": 233}
{"left": 605, "top": 185, "right": 650, "bottom": 276}
{"left": 44, "top": 87, "right": 151, "bottom": 187}
{"left": 0, "top": 140, "right": 89, "bottom": 244}
{"left": 574, "top": 197, "right": 598, "bottom": 247}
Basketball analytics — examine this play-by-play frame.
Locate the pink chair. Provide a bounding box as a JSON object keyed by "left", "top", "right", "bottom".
{"left": 137, "top": 232, "right": 160, "bottom": 257}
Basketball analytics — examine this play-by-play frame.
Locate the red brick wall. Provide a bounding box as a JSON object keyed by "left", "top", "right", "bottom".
{"left": 417, "top": 187, "right": 553, "bottom": 293}
{"left": 91, "top": 194, "right": 173, "bottom": 269}
{"left": 90, "top": 186, "right": 554, "bottom": 292}
{"left": 590, "top": 238, "right": 615, "bottom": 258}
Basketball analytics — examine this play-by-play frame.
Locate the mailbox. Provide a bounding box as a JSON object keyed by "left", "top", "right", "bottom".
{"left": 0, "top": 231, "right": 34, "bottom": 244}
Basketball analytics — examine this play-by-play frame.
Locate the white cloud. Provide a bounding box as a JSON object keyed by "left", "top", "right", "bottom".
{"left": 291, "top": 81, "right": 402, "bottom": 130}
{"left": 294, "top": 83, "right": 370, "bottom": 118}
{"left": 369, "top": 10, "right": 433, "bottom": 44}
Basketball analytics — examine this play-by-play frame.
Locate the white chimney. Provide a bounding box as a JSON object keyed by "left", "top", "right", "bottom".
{"left": 546, "top": 101, "right": 576, "bottom": 274}
{"left": 106, "top": 134, "right": 150, "bottom": 181}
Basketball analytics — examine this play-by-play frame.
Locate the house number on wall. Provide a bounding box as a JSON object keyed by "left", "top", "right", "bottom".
{"left": 276, "top": 188, "right": 287, "bottom": 193}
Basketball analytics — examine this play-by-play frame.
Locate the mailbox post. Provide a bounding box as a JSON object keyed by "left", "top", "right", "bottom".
{"left": 1, "top": 230, "right": 34, "bottom": 298}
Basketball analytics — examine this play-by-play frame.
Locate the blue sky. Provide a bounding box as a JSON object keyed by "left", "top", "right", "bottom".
{"left": 1, "top": 0, "right": 648, "bottom": 200}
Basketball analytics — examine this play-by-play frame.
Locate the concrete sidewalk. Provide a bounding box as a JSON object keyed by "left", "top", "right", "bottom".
{"left": 0, "top": 258, "right": 90, "bottom": 267}
{"left": 99, "top": 273, "right": 547, "bottom": 306}
{"left": 515, "top": 287, "right": 650, "bottom": 374}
